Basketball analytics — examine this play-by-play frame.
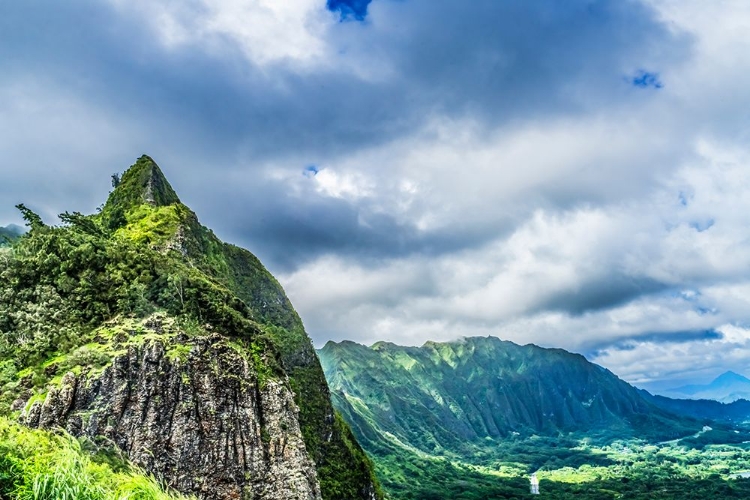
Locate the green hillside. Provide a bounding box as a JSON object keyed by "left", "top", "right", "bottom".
{"left": 0, "top": 417, "right": 192, "bottom": 500}
{"left": 320, "top": 337, "right": 694, "bottom": 449}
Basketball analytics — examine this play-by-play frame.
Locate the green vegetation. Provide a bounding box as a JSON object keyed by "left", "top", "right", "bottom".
{"left": 381, "top": 437, "right": 750, "bottom": 499}
{"left": 0, "top": 155, "right": 380, "bottom": 499}
{"left": 358, "top": 413, "right": 750, "bottom": 499}
{"left": 319, "top": 338, "right": 750, "bottom": 499}
{"left": 0, "top": 417, "right": 192, "bottom": 500}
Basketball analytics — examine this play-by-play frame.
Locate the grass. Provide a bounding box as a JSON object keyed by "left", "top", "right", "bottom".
{"left": 115, "top": 205, "right": 182, "bottom": 246}
{"left": 0, "top": 417, "right": 193, "bottom": 500}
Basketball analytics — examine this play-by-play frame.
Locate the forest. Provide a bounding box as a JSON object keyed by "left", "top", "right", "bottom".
{"left": 371, "top": 431, "right": 750, "bottom": 499}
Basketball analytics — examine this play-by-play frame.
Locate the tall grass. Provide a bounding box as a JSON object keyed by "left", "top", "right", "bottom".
{"left": 0, "top": 417, "right": 194, "bottom": 500}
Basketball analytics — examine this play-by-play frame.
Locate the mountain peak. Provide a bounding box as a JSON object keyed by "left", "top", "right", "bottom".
{"left": 713, "top": 371, "right": 750, "bottom": 385}
{"left": 664, "top": 370, "right": 750, "bottom": 403}
{"left": 105, "top": 155, "right": 180, "bottom": 213}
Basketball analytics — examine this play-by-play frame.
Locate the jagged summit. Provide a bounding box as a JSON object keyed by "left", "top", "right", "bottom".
{"left": 105, "top": 155, "right": 180, "bottom": 212}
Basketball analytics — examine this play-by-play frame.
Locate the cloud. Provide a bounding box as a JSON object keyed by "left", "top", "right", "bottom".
{"left": 106, "top": 0, "right": 334, "bottom": 67}
{"left": 2, "top": 0, "right": 750, "bottom": 387}
{"left": 592, "top": 324, "right": 750, "bottom": 391}
{"left": 281, "top": 142, "right": 750, "bottom": 388}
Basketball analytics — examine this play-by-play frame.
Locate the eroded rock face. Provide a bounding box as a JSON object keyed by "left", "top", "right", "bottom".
{"left": 23, "top": 335, "right": 321, "bottom": 500}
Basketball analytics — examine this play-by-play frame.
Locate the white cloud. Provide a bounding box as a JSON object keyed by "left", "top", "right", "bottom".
{"left": 282, "top": 140, "right": 750, "bottom": 387}
{"left": 107, "top": 0, "right": 334, "bottom": 67}
{"left": 312, "top": 168, "right": 375, "bottom": 200}
{"left": 591, "top": 323, "right": 750, "bottom": 390}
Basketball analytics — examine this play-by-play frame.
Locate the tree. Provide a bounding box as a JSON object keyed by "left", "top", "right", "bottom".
{"left": 15, "top": 204, "right": 44, "bottom": 230}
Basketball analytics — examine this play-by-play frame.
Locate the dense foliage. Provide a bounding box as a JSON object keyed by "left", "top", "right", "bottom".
{"left": 0, "top": 417, "right": 192, "bottom": 500}
{"left": 374, "top": 432, "right": 750, "bottom": 498}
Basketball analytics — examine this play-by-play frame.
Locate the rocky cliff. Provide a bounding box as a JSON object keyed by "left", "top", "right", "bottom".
{"left": 0, "top": 156, "right": 380, "bottom": 499}
{"left": 22, "top": 322, "right": 320, "bottom": 500}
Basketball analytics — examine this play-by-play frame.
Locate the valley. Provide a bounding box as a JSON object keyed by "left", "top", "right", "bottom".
{"left": 319, "top": 338, "right": 750, "bottom": 499}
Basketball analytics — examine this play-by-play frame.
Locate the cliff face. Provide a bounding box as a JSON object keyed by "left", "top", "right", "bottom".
{"left": 22, "top": 323, "right": 320, "bottom": 500}
{"left": 0, "top": 156, "right": 380, "bottom": 500}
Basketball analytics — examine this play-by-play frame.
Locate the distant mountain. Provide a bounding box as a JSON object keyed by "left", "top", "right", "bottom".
{"left": 319, "top": 337, "right": 697, "bottom": 453}
{"left": 319, "top": 337, "right": 750, "bottom": 499}
{"left": 662, "top": 371, "right": 750, "bottom": 403}
{"left": 0, "top": 223, "right": 24, "bottom": 245}
{"left": 639, "top": 389, "right": 750, "bottom": 423}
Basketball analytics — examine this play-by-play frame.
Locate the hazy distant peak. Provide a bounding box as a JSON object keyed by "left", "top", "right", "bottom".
{"left": 712, "top": 371, "right": 750, "bottom": 385}
{"left": 665, "top": 370, "right": 750, "bottom": 403}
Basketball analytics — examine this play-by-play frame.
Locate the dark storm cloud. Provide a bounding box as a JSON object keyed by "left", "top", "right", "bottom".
{"left": 198, "top": 176, "right": 502, "bottom": 271}
{"left": 539, "top": 275, "right": 669, "bottom": 315}
{"left": 0, "top": 0, "right": 690, "bottom": 269}
{"left": 365, "top": 0, "right": 687, "bottom": 120}
{"left": 583, "top": 328, "right": 723, "bottom": 357}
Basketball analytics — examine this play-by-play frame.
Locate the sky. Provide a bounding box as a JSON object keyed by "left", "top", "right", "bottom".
{"left": 2, "top": 0, "right": 750, "bottom": 392}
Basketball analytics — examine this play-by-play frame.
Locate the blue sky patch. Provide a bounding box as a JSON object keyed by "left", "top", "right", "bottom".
{"left": 690, "top": 218, "right": 715, "bottom": 232}
{"left": 632, "top": 70, "right": 663, "bottom": 89}
{"left": 327, "top": 0, "right": 372, "bottom": 21}
{"left": 304, "top": 165, "right": 320, "bottom": 178}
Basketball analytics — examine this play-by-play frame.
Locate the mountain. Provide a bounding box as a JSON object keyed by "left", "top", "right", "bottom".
{"left": 0, "top": 156, "right": 380, "bottom": 500}
{"left": 319, "top": 337, "right": 694, "bottom": 446}
{"left": 662, "top": 371, "right": 750, "bottom": 403}
{"left": 0, "top": 223, "right": 24, "bottom": 245}
{"left": 318, "top": 337, "right": 708, "bottom": 497}
{"left": 639, "top": 389, "right": 750, "bottom": 423}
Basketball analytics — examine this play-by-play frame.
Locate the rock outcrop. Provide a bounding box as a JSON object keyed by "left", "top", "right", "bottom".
{"left": 23, "top": 331, "right": 321, "bottom": 500}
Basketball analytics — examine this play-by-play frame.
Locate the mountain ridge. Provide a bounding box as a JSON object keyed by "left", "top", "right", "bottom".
{"left": 319, "top": 336, "right": 698, "bottom": 447}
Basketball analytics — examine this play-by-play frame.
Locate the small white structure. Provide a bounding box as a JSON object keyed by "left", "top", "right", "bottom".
{"left": 530, "top": 473, "right": 540, "bottom": 495}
